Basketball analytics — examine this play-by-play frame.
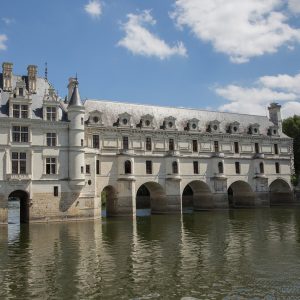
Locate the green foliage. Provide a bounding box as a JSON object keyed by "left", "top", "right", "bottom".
{"left": 291, "top": 174, "right": 299, "bottom": 187}
{"left": 283, "top": 115, "right": 300, "bottom": 179}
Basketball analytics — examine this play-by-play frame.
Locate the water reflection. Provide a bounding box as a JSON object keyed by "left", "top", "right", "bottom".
{"left": 2, "top": 208, "right": 300, "bottom": 299}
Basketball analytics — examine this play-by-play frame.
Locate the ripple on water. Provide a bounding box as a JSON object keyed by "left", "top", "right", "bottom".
{"left": 2, "top": 208, "right": 300, "bottom": 299}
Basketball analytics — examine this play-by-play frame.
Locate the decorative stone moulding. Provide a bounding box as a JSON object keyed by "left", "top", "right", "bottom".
{"left": 248, "top": 123, "right": 260, "bottom": 135}
{"left": 165, "top": 174, "right": 181, "bottom": 181}
{"left": 212, "top": 152, "right": 225, "bottom": 158}
{"left": 187, "top": 118, "right": 200, "bottom": 131}
{"left": 163, "top": 116, "right": 177, "bottom": 130}
{"left": 253, "top": 153, "right": 264, "bottom": 159}
{"left": 207, "top": 120, "right": 220, "bottom": 133}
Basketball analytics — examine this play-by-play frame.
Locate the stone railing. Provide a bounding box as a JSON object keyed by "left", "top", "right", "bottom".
{"left": 6, "top": 174, "right": 32, "bottom": 181}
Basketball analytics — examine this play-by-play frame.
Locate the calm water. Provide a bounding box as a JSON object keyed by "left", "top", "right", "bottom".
{"left": 2, "top": 203, "right": 300, "bottom": 299}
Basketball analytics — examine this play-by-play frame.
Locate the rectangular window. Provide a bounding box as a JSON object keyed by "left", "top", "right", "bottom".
{"left": 146, "top": 137, "right": 152, "bottom": 151}
{"left": 192, "top": 140, "right": 198, "bottom": 152}
{"left": 275, "top": 162, "right": 280, "bottom": 174}
{"left": 96, "top": 160, "right": 100, "bottom": 175}
{"left": 255, "top": 143, "right": 260, "bottom": 154}
{"left": 146, "top": 160, "right": 152, "bottom": 174}
{"left": 11, "top": 152, "right": 27, "bottom": 174}
{"left": 169, "top": 139, "right": 174, "bottom": 151}
{"left": 193, "top": 161, "right": 199, "bottom": 174}
{"left": 123, "top": 136, "right": 129, "bottom": 150}
{"left": 274, "top": 144, "right": 279, "bottom": 155}
{"left": 46, "top": 133, "right": 57, "bottom": 147}
{"left": 46, "top": 157, "right": 56, "bottom": 174}
{"left": 81, "top": 139, "right": 84, "bottom": 147}
{"left": 81, "top": 166, "right": 84, "bottom": 174}
{"left": 234, "top": 142, "right": 239, "bottom": 153}
{"left": 12, "top": 126, "right": 29, "bottom": 143}
{"left": 235, "top": 162, "right": 240, "bottom": 174}
{"left": 86, "top": 165, "right": 90, "bottom": 174}
{"left": 54, "top": 186, "right": 59, "bottom": 197}
{"left": 93, "top": 135, "right": 99, "bottom": 149}
{"left": 46, "top": 107, "right": 57, "bottom": 121}
{"left": 214, "top": 141, "right": 219, "bottom": 152}
{"left": 13, "top": 104, "right": 28, "bottom": 119}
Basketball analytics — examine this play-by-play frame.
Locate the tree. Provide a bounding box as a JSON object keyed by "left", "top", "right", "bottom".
{"left": 282, "top": 115, "right": 300, "bottom": 185}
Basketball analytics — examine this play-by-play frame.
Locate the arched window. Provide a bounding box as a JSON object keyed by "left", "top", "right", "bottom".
{"left": 172, "top": 161, "right": 178, "bottom": 174}
{"left": 259, "top": 162, "right": 264, "bottom": 174}
{"left": 124, "top": 160, "right": 132, "bottom": 174}
{"left": 218, "top": 162, "right": 224, "bottom": 174}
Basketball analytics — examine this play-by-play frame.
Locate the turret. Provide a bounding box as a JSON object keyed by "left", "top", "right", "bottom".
{"left": 2, "top": 62, "right": 13, "bottom": 91}
{"left": 67, "top": 80, "right": 85, "bottom": 186}
{"left": 268, "top": 103, "right": 282, "bottom": 131}
{"left": 67, "top": 77, "right": 77, "bottom": 101}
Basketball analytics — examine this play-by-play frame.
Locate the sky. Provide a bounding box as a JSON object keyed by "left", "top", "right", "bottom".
{"left": 1, "top": 0, "right": 300, "bottom": 118}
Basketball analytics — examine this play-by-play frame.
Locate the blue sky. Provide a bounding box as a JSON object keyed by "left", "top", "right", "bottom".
{"left": 1, "top": 0, "right": 300, "bottom": 118}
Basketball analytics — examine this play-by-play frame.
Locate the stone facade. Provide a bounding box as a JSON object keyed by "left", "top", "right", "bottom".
{"left": 0, "top": 62, "right": 295, "bottom": 224}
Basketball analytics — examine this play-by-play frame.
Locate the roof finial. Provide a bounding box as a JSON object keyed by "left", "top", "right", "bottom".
{"left": 45, "top": 62, "right": 48, "bottom": 80}
{"left": 75, "top": 72, "right": 78, "bottom": 83}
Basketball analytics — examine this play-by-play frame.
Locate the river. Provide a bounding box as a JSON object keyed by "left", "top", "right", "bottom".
{"left": 1, "top": 202, "right": 300, "bottom": 299}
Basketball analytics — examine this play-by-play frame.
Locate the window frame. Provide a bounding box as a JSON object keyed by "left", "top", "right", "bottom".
{"left": 146, "top": 160, "right": 152, "bottom": 174}
{"left": 193, "top": 161, "right": 199, "bottom": 174}
{"left": 46, "top": 157, "right": 57, "bottom": 175}
{"left": 11, "top": 152, "right": 27, "bottom": 174}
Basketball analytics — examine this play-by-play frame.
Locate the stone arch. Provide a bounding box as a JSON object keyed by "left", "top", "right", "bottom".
{"left": 228, "top": 181, "right": 255, "bottom": 208}
{"left": 101, "top": 185, "right": 118, "bottom": 217}
{"left": 8, "top": 190, "right": 30, "bottom": 223}
{"left": 269, "top": 179, "right": 293, "bottom": 205}
{"left": 182, "top": 180, "right": 213, "bottom": 210}
{"left": 136, "top": 182, "right": 166, "bottom": 214}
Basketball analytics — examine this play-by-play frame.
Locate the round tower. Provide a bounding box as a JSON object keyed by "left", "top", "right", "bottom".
{"left": 67, "top": 80, "right": 85, "bottom": 186}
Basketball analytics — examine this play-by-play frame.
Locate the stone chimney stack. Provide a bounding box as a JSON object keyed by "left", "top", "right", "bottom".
{"left": 2, "top": 62, "right": 13, "bottom": 91}
{"left": 27, "top": 65, "right": 37, "bottom": 94}
{"left": 268, "top": 103, "right": 282, "bottom": 131}
{"left": 68, "top": 77, "right": 77, "bottom": 101}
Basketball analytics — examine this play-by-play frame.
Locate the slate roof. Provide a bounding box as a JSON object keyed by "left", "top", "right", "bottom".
{"left": 0, "top": 73, "right": 67, "bottom": 120}
{"left": 84, "top": 99, "right": 287, "bottom": 137}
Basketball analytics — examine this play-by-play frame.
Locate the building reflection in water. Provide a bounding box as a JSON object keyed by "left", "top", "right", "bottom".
{"left": 2, "top": 209, "right": 300, "bottom": 299}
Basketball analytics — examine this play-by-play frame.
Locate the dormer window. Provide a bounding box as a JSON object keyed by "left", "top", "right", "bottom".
{"left": 164, "top": 116, "right": 176, "bottom": 130}
{"left": 268, "top": 125, "right": 279, "bottom": 136}
{"left": 88, "top": 110, "right": 103, "bottom": 125}
{"left": 207, "top": 120, "right": 220, "bottom": 133}
{"left": 19, "top": 88, "right": 24, "bottom": 96}
{"left": 13, "top": 104, "right": 28, "bottom": 119}
{"left": 248, "top": 123, "right": 260, "bottom": 135}
{"left": 140, "top": 114, "right": 154, "bottom": 129}
{"left": 118, "top": 112, "right": 132, "bottom": 127}
{"left": 46, "top": 107, "right": 57, "bottom": 121}
{"left": 187, "top": 118, "right": 199, "bottom": 131}
{"left": 228, "top": 121, "right": 240, "bottom": 134}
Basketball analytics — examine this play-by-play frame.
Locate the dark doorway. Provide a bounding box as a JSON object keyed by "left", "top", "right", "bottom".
{"left": 136, "top": 184, "right": 151, "bottom": 216}
{"left": 8, "top": 190, "right": 29, "bottom": 224}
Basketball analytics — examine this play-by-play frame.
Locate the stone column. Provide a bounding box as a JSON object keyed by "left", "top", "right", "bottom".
{"left": 115, "top": 179, "right": 136, "bottom": 216}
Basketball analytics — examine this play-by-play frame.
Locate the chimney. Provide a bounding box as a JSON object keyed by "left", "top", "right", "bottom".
{"left": 68, "top": 77, "right": 77, "bottom": 101}
{"left": 2, "top": 62, "right": 13, "bottom": 91}
{"left": 268, "top": 103, "right": 282, "bottom": 131}
{"left": 27, "top": 65, "right": 37, "bottom": 94}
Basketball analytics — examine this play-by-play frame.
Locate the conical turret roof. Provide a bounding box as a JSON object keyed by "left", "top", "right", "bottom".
{"left": 68, "top": 81, "right": 82, "bottom": 107}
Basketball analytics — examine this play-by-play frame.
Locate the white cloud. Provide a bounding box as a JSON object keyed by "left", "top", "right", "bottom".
{"left": 216, "top": 73, "right": 300, "bottom": 118}
{"left": 84, "top": 0, "right": 102, "bottom": 18}
{"left": 171, "top": 0, "right": 300, "bottom": 63}
{"left": 118, "top": 10, "right": 187, "bottom": 60}
{"left": 288, "top": 0, "right": 300, "bottom": 13}
{"left": 0, "top": 34, "right": 8, "bottom": 51}
{"left": 259, "top": 73, "right": 300, "bottom": 93}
